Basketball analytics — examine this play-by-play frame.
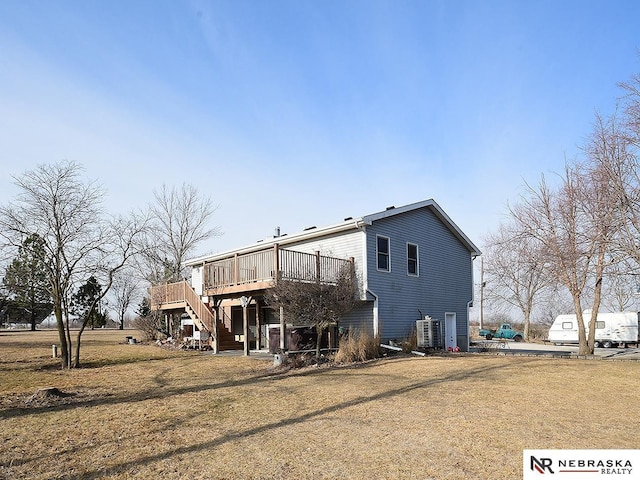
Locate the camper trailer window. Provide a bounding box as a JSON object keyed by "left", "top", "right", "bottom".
{"left": 596, "top": 321, "right": 605, "bottom": 329}
{"left": 562, "top": 322, "right": 573, "bottom": 330}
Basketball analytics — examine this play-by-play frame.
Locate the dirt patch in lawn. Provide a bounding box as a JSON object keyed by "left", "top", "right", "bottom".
{"left": 0, "top": 386, "right": 110, "bottom": 412}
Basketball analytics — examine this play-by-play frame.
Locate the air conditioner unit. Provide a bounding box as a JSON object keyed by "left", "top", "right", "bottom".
{"left": 417, "top": 316, "right": 444, "bottom": 348}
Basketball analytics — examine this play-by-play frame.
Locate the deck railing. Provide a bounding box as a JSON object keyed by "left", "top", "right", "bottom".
{"left": 150, "top": 280, "right": 214, "bottom": 332}
{"left": 150, "top": 247, "right": 354, "bottom": 315}
{"left": 202, "top": 246, "right": 353, "bottom": 290}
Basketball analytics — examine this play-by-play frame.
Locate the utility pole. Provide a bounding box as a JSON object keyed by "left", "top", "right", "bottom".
{"left": 480, "top": 256, "right": 485, "bottom": 330}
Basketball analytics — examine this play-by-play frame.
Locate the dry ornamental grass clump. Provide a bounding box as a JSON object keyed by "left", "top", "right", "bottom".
{"left": 334, "top": 328, "right": 382, "bottom": 363}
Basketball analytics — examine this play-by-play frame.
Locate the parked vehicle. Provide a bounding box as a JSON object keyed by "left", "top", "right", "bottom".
{"left": 479, "top": 323, "right": 524, "bottom": 341}
{"left": 548, "top": 311, "right": 640, "bottom": 348}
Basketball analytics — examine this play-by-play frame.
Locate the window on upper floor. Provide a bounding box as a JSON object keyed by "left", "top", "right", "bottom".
{"left": 377, "top": 235, "right": 390, "bottom": 272}
{"left": 407, "top": 243, "right": 419, "bottom": 276}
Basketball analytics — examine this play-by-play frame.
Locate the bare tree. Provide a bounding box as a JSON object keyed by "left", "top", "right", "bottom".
{"left": 265, "top": 263, "right": 360, "bottom": 359}
{"left": 0, "top": 161, "right": 148, "bottom": 368}
{"left": 140, "top": 183, "right": 221, "bottom": 337}
{"left": 482, "top": 221, "right": 550, "bottom": 341}
{"left": 0, "top": 161, "right": 105, "bottom": 367}
{"left": 601, "top": 259, "right": 640, "bottom": 312}
{"left": 611, "top": 73, "right": 640, "bottom": 267}
{"left": 110, "top": 269, "right": 141, "bottom": 330}
{"left": 144, "top": 183, "right": 221, "bottom": 283}
{"left": 531, "top": 286, "right": 573, "bottom": 326}
{"left": 620, "top": 69, "right": 640, "bottom": 148}
{"left": 511, "top": 114, "right": 625, "bottom": 354}
{"left": 71, "top": 212, "right": 148, "bottom": 366}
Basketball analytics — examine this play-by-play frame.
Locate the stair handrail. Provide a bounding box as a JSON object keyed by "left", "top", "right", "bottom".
{"left": 181, "top": 281, "right": 215, "bottom": 334}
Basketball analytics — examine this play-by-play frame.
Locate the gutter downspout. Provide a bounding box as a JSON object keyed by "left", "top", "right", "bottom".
{"left": 353, "top": 218, "right": 379, "bottom": 338}
{"left": 368, "top": 289, "right": 379, "bottom": 337}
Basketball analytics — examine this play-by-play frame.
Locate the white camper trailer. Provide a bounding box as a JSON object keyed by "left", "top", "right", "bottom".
{"left": 549, "top": 311, "right": 640, "bottom": 348}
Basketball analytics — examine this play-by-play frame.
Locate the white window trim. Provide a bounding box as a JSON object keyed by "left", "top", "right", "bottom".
{"left": 407, "top": 242, "right": 419, "bottom": 277}
{"left": 376, "top": 235, "right": 391, "bottom": 272}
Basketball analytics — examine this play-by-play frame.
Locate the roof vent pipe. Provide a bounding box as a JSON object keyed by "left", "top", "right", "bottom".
{"left": 275, "top": 226, "right": 281, "bottom": 238}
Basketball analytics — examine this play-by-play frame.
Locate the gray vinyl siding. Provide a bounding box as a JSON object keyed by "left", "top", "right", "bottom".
{"left": 338, "top": 301, "right": 375, "bottom": 333}
{"left": 283, "top": 230, "right": 373, "bottom": 333}
{"left": 284, "top": 229, "right": 365, "bottom": 291}
{"left": 365, "top": 207, "right": 474, "bottom": 349}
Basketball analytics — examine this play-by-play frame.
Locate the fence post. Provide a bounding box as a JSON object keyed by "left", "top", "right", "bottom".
{"left": 315, "top": 251, "right": 321, "bottom": 283}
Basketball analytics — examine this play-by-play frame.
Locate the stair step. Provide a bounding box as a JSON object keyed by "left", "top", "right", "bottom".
{"left": 169, "top": 294, "right": 242, "bottom": 350}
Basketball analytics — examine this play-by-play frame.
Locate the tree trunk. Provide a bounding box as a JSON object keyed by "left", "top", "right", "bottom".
{"left": 75, "top": 301, "right": 100, "bottom": 368}
{"left": 574, "top": 299, "right": 590, "bottom": 356}
{"left": 315, "top": 326, "right": 323, "bottom": 360}
{"left": 54, "top": 302, "right": 70, "bottom": 369}
{"left": 523, "top": 308, "right": 531, "bottom": 342}
{"left": 29, "top": 287, "right": 37, "bottom": 331}
{"left": 74, "top": 324, "right": 86, "bottom": 368}
{"left": 64, "top": 307, "right": 73, "bottom": 369}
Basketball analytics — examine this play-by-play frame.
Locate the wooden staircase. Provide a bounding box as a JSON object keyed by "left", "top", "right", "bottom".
{"left": 184, "top": 304, "right": 242, "bottom": 350}
{"left": 217, "top": 321, "right": 244, "bottom": 351}
{"left": 152, "top": 281, "right": 243, "bottom": 351}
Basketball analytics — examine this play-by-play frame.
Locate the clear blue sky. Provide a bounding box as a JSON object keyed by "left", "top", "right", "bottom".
{"left": 1, "top": 0, "right": 639, "bottom": 256}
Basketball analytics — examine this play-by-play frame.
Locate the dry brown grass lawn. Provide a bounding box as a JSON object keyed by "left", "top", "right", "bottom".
{"left": 0, "top": 329, "right": 638, "bottom": 480}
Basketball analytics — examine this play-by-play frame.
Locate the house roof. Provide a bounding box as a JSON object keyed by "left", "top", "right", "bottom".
{"left": 363, "top": 199, "right": 481, "bottom": 257}
{"left": 185, "top": 198, "right": 481, "bottom": 266}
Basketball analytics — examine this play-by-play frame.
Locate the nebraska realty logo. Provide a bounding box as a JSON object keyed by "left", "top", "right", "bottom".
{"left": 523, "top": 450, "right": 640, "bottom": 479}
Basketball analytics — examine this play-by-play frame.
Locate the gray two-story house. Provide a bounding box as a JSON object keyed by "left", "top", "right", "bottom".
{"left": 151, "top": 199, "right": 481, "bottom": 353}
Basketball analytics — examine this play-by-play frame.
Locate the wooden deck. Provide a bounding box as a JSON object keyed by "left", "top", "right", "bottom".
{"left": 150, "top": 246, "right": 353, "bottom": 312}
{"left": 149, "top": 247, "right": 353, "bottom": 353}
{"left": 201, "top": 245, "right": 353, "bottom": 295}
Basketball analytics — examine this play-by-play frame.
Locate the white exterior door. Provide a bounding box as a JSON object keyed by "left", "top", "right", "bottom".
{"left": 445, "top": 312, "right": 457, "bottom": 350}
{"left": 191, "top": 266, "right": 203, "bottom": 295}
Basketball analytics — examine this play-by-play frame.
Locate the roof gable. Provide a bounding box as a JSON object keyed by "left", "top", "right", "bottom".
{"left": 362, "top": 199, "right": 480, "bottom": 256}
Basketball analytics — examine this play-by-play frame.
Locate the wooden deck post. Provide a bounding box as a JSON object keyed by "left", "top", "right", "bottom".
{"left": 315, "top": 250, "right": 321, "bottom": 282}
{"left": 202, "top": 261, "right": 207, "bottom": 290}
{"left": 243, "top": 305, "right": 249, "bottom": 356}
{"left": 279, "top": 306, "right": 286, "bottom": 351}
{"left": 234, "top": 253, "right": 239, "bottom": 285}
{"left": 273, "top": 243, "right": 280, "bottom": 278}
{"left": 242, "top": 296, "right": 251, "bottom": 356}
{"left": 212, "top": 300, "right": 220, "bottom": 354}
{"left": 255, "top": 298, "right": 261, "bottom": 350}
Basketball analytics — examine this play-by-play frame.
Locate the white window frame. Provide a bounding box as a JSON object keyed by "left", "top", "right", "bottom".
{"left": 407, "top": 242, "right": 419, "bottom": 276}
{"left": 376, "top": 235, "right": 390, "bottom": 272}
